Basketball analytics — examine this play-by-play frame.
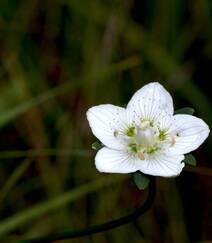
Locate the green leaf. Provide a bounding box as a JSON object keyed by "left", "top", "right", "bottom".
{"left": 184, "top": 154, "right": 197, "bottom": 166}
{"left": 133, "top": 172, "right": 150, "bottom": 190}
{"left": 174, "top": 107, "right": 195, "bottom": 115}
{"left": 92, "top": 141, "right": 103, "bottom": 151}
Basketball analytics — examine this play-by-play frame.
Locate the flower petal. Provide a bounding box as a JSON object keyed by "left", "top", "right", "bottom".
{"left": 127, "top": 82, "right": 174, "bottom": 122}
{"left": 138, "top": 153, "right": 185, "bottom": 177}
{"left": 86, "top": 104, "right": 127, "bottom": 150}
{"left": 168, "top": 114, "right": 210, "bottom": 154}
{"left": 95, "top": 147, "right": 140, "bottom": 173}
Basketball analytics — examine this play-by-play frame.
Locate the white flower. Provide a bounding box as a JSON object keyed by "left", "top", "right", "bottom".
{"left": 86, "top": 82, "right": 210, "bottom": 177}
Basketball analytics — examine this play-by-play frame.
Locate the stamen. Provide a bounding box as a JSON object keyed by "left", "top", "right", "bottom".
{"left": 171, "top": 134, "right": 176, "bottom": 146}
{"left": 126, "top": 119, "right": 164, "bottom": 157}
{"left": 140, "top": 120, "right": 150, "bottom": 129}
{"left": 138, "top": 151, "right": 145, "bottom": 160}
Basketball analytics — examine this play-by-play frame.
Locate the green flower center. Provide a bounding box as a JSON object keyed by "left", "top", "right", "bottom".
{"left": 125, "top": 120, "right": 166, "bottom": 159}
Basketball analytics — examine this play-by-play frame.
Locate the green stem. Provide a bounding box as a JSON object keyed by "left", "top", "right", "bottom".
{"left": 21, "top": 177, "right": 156, "bottom": 243}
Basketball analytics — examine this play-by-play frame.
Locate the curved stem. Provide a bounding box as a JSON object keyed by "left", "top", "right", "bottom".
{"left": 21, "top": 177, "right": 156, "bottom": 243}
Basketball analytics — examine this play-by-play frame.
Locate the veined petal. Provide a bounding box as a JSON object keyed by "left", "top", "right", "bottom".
{"left": 138, "top": 153, "right": 185, "bottom": 177}
{"left": 127, "top": 82, "right": 174, "bottom": 122}
{"left": 86, "top": 104, "right": 127, "bottom": 150}
{"left": 168, "top": 114, "right": 210, "bottom": 154}
{"left": 95, "top": 147, "right": 140, "bottom": 173}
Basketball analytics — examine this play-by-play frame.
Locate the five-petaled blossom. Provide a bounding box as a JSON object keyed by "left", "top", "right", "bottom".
{"left": 86, "top": 82, "right": 210, "bottom": 177}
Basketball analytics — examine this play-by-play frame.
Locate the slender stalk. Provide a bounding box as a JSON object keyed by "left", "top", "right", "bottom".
{"left": 21, "top": 177, "right": 156, "bottom": 243}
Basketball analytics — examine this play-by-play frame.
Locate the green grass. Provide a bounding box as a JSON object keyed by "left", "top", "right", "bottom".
{"left": 0, "top": 0, "right": 211, "bottom": 242}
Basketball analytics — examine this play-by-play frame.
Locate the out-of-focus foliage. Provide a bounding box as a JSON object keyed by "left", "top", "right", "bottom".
{"left": 0, "top": 0, "right": 211, "bottom": 242}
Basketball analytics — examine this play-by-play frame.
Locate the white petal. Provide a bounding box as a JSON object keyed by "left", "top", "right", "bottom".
{"left": 138, "top": 153, "right": 185, "bottom": 177}
{"left": 86, "top": 104, "right": 127, "bottom": 150}
{"left": 95, "top": 147, "right": 140, "bottom": 173}
{"left": 168, "top": 114, "right": 210, "bottom": 154}
{"left": 127, "top": 82, "right": 174, "bottom": 122}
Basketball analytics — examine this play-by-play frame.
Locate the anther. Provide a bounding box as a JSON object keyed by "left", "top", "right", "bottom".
{"left": 171, "top": 134, "right": 176, "bottom": 146}
{"left": 138, "top": 151, "right": 145, "bottom": 160}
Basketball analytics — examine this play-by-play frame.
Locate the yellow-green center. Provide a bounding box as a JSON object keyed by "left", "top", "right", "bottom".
{"left": 125, "top": 120, "right": 166, "bottom": 159}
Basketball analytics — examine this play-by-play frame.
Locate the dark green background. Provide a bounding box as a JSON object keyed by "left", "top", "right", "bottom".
{"left": 0, "top": 0, "right": 211, "bottom": 242}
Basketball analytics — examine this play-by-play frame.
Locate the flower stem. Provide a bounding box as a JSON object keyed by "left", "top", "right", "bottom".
{"left": 21, "top": 177, "right": 156, "bottom": 243}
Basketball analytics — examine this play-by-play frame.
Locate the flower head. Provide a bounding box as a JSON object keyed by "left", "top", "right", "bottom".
{"left": 86, "top": 82, "right": 210, "bottom": 177}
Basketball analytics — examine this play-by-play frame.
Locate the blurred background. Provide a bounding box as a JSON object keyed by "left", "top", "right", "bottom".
{"left": 0, "top": 0, "right": 211, "bottom": 242}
